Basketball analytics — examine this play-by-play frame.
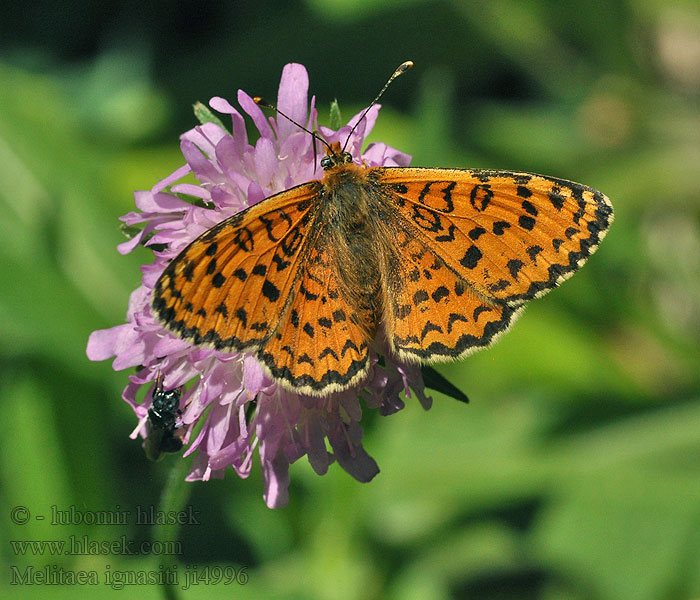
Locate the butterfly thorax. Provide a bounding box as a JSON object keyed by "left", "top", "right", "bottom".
{"left": 317, "top": 161, "right": 393, "bottom": 340}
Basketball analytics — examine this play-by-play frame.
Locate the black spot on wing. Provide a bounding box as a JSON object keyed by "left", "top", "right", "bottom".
{"left": 447, "top": 312, "right": 468, "bottom": 333}
{"left": 522, "top": 200, "right": 538, "bottom": 216}
{"left": 549, "top": 188, "right": 565, "bottom": 210}
{"left": 517, "top": 185, "right": 532, "bottom": 198}
{"left": 212, "top": 272, "right": 226, "bottom": 288}
{"left": 183, "top": 261, "right": 195, "bottom": 282}
{"left": 518, "top": 215, "right": 536, "bottom": 231}
{"left": 341, "top": 339, "right": 360, "bottom": 357}
{"left": 432, "top": 286, "right": 449, "bottom": 302}
{"left": 527, "top": 245, "right": 543, "bottom": 264}
{"left": 413, "top": 290, "right": 429, "bottom": 305}
{"left": 420, "top": 321, "right": 443, "bottom": 342}
{"left": 493, "top": 221, "right": 511, "bottom": 235}
{"left": 473, "top": 305, "right": 493, "bottom": 322}
{"left": 468, "top": 226, "right": 486, "bottom": 240}
{"left": 298, "top": 354, "right": 314, "bottom": 366}
{"left": 435, "top": 223, "right": 457, "bottom": 242}
{"left": 251, "top": 320, "right": 268, "bottom": 332}
{"left": 487, "top": 279, "right": 511, "bottom": 292}
{"left": 319, "top": 347, "right": 339, "bottom": 361}
{"left": 461, "top": 245, "right": 482, "bottom": 269}
{"left": 262, "top": 279, "right": 280, "bottom": 302}
{"left": 507, "top": 259, "right": 524, "bottom": 279}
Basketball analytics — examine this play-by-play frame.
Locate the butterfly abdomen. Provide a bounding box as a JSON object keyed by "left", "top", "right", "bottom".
{"left": 320, "top": 166, "right": 393, "bottom": 340}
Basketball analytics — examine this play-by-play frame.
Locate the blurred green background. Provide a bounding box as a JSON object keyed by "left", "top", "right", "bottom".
{"left": 2, "top": 1, "right": 700, "bottom": 598}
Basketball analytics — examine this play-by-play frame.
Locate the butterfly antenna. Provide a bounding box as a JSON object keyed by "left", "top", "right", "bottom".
{"left": 341, "top": 60, "right": 413, "bottom": 154}
{"left": 254, "top": 97, "right": 331, "bottom": 155}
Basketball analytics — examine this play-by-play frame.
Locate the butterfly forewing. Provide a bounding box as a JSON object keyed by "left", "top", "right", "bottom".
{"left": 376, "top": 168, "right": 613, "bottom": 306}
{"left": 152, "top": 182, "right": 323, "bottom": 351}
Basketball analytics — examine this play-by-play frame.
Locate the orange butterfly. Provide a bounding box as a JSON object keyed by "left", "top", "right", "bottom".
{"left": 152, "top": 62, "right": 613, "bottom": 396}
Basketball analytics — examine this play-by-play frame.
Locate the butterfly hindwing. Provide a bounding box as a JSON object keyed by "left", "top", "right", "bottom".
{"left": 376, "top": 168, "right": 613, "bottom": 306}
{"left": 152, "top": 182, "right": 322, "bottom": 351}
{"left": 257, "top": 243, "right": 371, "bottom": 394}
{"left": 385, "top": 227, "right": 523, "bottom": 361}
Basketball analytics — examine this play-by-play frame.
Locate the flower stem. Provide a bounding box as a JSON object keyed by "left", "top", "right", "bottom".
{"left": 152, "top": 457, "right": 192, "bottom": 600}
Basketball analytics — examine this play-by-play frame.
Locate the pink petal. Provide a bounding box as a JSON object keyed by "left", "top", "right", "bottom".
{"left": 238, "top": 90, "right": 274, "bottom": 140}
{"left": 209, "top": 96, "right": 238, "bottom": 114}
{"left": 86, "top": 325, "right": 132, "bottom": 361}
{"left": 152, "top": 164, "right": 191, "bottom": 194}
{"left": 277, "top": 63, "right": 309, "bottom": 142}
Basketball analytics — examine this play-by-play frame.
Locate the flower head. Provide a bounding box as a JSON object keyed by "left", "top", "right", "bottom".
{"left": 87, "top": 63, "right": 432, "bottom": 508}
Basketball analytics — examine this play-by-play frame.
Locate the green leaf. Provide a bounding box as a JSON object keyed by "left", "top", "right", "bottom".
{"left": 421, "top": 365, "right": 469, "bottom": 403}
{"left": 119, "top": 222, "right": 142, "bottom": 240}
{"left": 193, "top": 101, "right": 229, "bottom": 132}
{"left": 329, "top": 99, "right": 343, "bottom": 130}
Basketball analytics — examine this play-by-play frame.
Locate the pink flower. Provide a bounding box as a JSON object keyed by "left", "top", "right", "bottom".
{"left": 86, "top": 63, "right": 432, "bottom": 508}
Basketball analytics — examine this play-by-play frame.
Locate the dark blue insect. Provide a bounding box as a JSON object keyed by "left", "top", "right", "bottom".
{"left": 143, "top": 374, "right": 184, "bottom": 461}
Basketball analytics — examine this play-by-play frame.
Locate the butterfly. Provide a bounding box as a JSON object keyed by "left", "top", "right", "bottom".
{"left": 151, "top": 62, "right": 613, "bottom": 396}
{"left": 143, "top": 373, "right": 184, "bottom": 461}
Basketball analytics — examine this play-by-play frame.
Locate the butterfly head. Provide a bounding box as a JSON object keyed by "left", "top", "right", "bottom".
{"left": 255, "top": 61, "right": 412, "bottom": 175}
{"left": 321, "top": 142, "right": 354, "bottom": 171}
